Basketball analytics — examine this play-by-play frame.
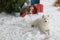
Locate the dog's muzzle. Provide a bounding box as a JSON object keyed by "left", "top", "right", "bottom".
{"left": 45, "top": 20, "right": 48, "bottom": 22}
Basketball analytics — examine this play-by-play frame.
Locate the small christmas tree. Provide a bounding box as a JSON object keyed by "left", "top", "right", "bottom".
{"left": 0, "top": 0, "right": 30, "bottom": 14}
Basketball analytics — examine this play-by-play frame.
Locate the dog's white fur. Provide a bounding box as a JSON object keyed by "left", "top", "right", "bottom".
{"left": 32, "top": 15, "right": 51, "bottom": 36}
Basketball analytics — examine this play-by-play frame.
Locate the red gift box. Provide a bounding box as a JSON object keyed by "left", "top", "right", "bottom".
{"left": 34, "top": 4, "right": 43, "bottom": 12}
{"left": 29, "top": 5, "right": 37, "bottom": 14}
{"left": 37, "top": 4, "right": 43, "bottom": 12}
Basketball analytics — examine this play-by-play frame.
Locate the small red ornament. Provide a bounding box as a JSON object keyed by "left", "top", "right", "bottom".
{"left": 21, "top": 11, "right": 28, "bottom": 17}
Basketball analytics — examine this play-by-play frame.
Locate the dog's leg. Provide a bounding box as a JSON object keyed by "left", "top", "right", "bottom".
{"left": 42, "top": 30, "right": 50, "bottom": 40}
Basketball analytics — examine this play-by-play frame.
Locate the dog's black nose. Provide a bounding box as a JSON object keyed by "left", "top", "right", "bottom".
{"left": 45, "top": 21, "right": 47, "bottom": 22}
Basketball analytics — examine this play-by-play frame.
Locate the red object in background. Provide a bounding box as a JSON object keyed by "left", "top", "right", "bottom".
{"left": 33, "top": 6, "right": 37, "bottom": 14}
{"left": 21, "top": 11, "right": 28, "bottom": 17}
{"left": 29, "top": 5, "right": 37, "bottom": 14}
{"left": 34, "top": 4, "right": 43, "bottom": 12}
{"left": 29, "top": 5, "right": 33, "bottom": 8}
{"left": 37, "top": 4, "right": 43, "bottom": 12}
{"left": 29, "top": 4, "right": 43, "bottom": 14}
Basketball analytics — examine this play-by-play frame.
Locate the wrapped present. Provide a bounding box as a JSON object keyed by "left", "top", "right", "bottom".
{"left": 32, "top": 6, "right": 37, "bottom": 14}
{"left": 37, "top": 4, "right": 43, "bottom": 12}
{"left": 34, "top": 4, "right": 38, "bottom": 8}
{"left": 29, "top": 5, "right": 37, "bottom": 14}
{"left": 34, "top": 4, "right": 43, "bottom": 12}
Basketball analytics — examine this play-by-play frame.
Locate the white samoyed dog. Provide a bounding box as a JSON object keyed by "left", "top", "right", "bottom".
{"left": 32, "top": 15, "right": 51, "bottom": 40}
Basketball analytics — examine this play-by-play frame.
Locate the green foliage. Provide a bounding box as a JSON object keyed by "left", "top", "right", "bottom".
{"left": 20, "top": 6, "right": 30, "bottom": 15}
{"left": 0, "top": 0, "right": 27, "bottom": 13}
{"left": 0, "top": 0, "right": 30, "bottom": 16}
{"left": 0, "top": 0, "right": 14, "bottom": 13}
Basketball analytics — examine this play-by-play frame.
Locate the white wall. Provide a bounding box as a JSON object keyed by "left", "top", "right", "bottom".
{"left": 40, "top": 0, "right": 56, "bottom": 6}
{"left": 40, "top": 0, "right": 57, "bottom": 12}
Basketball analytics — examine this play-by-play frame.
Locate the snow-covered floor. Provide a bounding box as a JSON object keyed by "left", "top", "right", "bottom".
{"left": 0, "top": 0, "right": 60, "bottom": 40}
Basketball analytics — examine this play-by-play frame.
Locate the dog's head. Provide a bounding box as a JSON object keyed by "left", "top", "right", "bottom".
{"left": 42, "top": 15, "right": 50, "bottom": 23}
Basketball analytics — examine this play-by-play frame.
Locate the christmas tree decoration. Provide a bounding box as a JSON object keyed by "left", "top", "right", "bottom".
{"left": 21, "top": 10, "right": 28, "bottom": 17}
{"left": 29, "top": 5, "right": 34, "bottom": 14}
{"left": 22, "top": 2, "right": 28, "bottom": 8}
{"left": 0, "top": 0, "right": 43, "bottom": 17}
{"left": 14, "top": 12, "right": 20, "bottom": 17}
{"left": 20, "top": 6, "right": 30, "bottom": 16}
{"left": 0, "top": 0, "right": 27, "bottom": 13}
